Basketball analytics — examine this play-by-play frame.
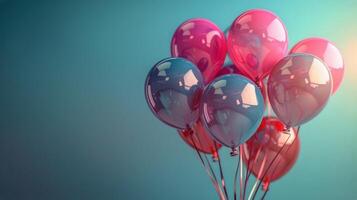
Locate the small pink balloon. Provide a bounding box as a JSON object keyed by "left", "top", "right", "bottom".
{"left": 268, "top": 54, "right": 332, "bottom": 127}
{"left": 290, "top": 37, "right": 344, "bottom": 94}
{"left": 227, "top": 9, "right": 288, "bottom": 81}
{"left": 171, "top": 18, "right": 227, "bottom": 84}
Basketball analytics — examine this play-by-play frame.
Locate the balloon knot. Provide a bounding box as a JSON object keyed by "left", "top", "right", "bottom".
{"left": 230, "top": 147, "right": 239, "bottom": 156}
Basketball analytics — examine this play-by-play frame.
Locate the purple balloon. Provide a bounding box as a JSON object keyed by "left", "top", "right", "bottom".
{"left": 268, "top": 53, "right": 332, "bottom": 127}
{"left": 145, "top": 57, "right": 204, "bottom": 129}
{"left": 201, "top": 74, "right": 265, "bottom": 150}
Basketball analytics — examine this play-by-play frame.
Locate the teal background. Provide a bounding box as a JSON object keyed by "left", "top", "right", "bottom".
{"left": 0, "top": 0, "right": 356, "bottom": 199}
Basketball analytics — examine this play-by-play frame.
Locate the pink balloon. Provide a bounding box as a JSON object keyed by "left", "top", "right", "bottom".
{"left": 227, "top": 9, "right": 288, "bottom": 81}
{"left": 268, "top": 54, "right": 332, "bottom": 127}
{"left": 171, "top": 18, "right": 227, "bottom": 84}
{"left": 290, "top": 38, "right": 344, "bottom": 94}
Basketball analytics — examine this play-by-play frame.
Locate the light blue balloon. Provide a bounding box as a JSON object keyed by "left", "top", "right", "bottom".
{"left": 201, "top": 74, "right": 265, "bottom": 150}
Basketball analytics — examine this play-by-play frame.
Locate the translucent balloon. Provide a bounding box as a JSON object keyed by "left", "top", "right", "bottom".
{"left": 171, "top": 18, "right": 227, "bottom": 84}
{"left": 178, "top": 120, "right": 221, "bottom": 156}
{"left": 290, "top": 37, "right": 344, "bottom": 94}
{"left": 201, "top": 74, "right": 265, "bottom": 151}
{"left": 242, "top": 117, "right": 300, "bottom": 188}
{"left": 145, "top": 57, "right": 204, "bottom": 129}
{"left": 227, "top": 9, "right": 288, "bottom": 81}
{"left": 268, "top": 53, "right": 332, "bottom": 127}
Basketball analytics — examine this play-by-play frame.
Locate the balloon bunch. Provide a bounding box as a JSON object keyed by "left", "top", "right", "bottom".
{"left": 145, "top": 9, "right": 344, "bottom": 200}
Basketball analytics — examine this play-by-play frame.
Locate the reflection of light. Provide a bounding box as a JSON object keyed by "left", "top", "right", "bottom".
{"left": 157, "top": 62, "right": 171, "bottom": 76}
{"left": 183, "top": 69, "right": 198, "bottom": 90}
{"left": 206, "top": 30, "right": 220, "bottom": 48}
{"left": 277, "top": 128, "right": 296, "bottom": 146}
{"left": 266, "top": 18, "right": 286, "bottom": 42}
{"left": 203, "top": 103, "right": 211, "bottom": 123}
{"left": 147, "top": 85, "right": 155, "bottom": 107}
{"left": 182, "top": 22, "right": 195, "bottom": 36}
{"left": 236, "top": 99, "right": 241, "bottom": 105}
{"left": 213, "top": 80, "right": 227, "bottom": 95}
{"left": 241, "top": 83, "right": 258, "bottom": 107}
{"left": 239, "top": 15, "right": 252, "bottom": 29}
{"left": 324, "top": 43, "right": 344, "bottom": 69}
{"left": 308, "top": 59, "right": 330, "bottom": 85}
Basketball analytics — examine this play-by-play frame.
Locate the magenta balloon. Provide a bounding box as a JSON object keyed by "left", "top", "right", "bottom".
{"left": 227, "top": 9, "right": 288, "bottom": 81}
{"left": 171, "top": 18, "right": 227, "bottom": 84}
{"left": 290, "top": 37, "right": 344, "bottom": 94}
{"left": 268, "top": 54, "right": 332, "bottom": 127}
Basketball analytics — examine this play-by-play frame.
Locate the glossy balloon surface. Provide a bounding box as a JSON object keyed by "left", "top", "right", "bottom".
{"left": 268, "top": 54, "right": 332, "bottom": 127}
{"left": 242, "top": 117, "right": 300, "bottom": 183}
{"left": 178, "top": 120, "right": 221, "bottom": 155}
{"left": 171, "top": 18, "right": 227, "bottom": 83}
{"left": 290, "top": 37, "right": 344, "bottom": 94}
{"left": 201, "top": 74, "right": 265, "bottom": 148}
{"left": 227, "top": 9, "right": 288, "bottom": 81}
{"left": 145, "top": 57, "right": 204, "bottom": 129}
{"left": 214, "top": 64, "right": 267, "bottom": 104}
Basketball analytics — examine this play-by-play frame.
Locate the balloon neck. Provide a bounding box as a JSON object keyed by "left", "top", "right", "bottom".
{"left": 262, "top": 180, "right": 270, "bottom": 191}
{"left": 184, "top": 126, "right": 194, "bottom": 135}
{"left": 230, "top": 147, "right": 239, "bottom": 157}
{"left": 283, "top": 125, "right": 291, "bottom": 133}
{"left": 212, "top": 151, "right": 219, "bottom": 162}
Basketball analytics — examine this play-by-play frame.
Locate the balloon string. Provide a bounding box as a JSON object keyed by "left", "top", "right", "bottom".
{"left": 195, "top": 133, "right": 227, "bottom": 200}
{"left": 215, "top": 142, "right": 230, "bottom": 200}
{"left": 251, "top": 133, "right": 292, "bottom": 200}
{"left": 242, "top": 159, "right": 252, "bottom": 200}
{"left": 248, "top": 177, "right": 260, "bottom": 200}
{"left": 188, "top": 133, "right": 226, "bottom": 200}
{"left": 239, "top": 146, "right": 244, "bottom": 200}
{"left": 269, "top": 126, "right": 301, "bottom": 183}
{"left": 248, "top": 152, "right": 268, "bottom": 200}
{"left": 233, "top": 148, "right": 240, "bottom": 200}
{"left": 260, "top": 187, "right": 269, "bottom": 200}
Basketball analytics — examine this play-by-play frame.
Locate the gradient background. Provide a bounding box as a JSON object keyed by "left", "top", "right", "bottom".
{"left": 0, "top": 0, "right": 356, "bottom": 199}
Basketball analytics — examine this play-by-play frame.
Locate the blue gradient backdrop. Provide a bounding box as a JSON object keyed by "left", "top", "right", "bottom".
{"left": 0, "top": 0, "right": 356, "bottom": 199}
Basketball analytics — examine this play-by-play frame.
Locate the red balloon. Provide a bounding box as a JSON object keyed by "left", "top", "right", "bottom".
{"left": 290, "top": 37, "right": 344, "bottom": 94}
{"left": 171, "top": 18, "right": 227, "bottom": 84}
{"left": 242, "top": 117, "right": 300, "bottom": 186}
{"left": 178, "top": 120, "right": 221, "bottom": 156}
{"left": 227, "top": 9, "right": 288, "bottom": 81}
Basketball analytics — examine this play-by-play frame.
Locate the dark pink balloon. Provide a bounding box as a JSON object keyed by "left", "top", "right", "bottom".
{"left": 227, "top": 9, "right": 288, "bottom": 81}
{"left": 290, "top": 38, "right": 344, "bottom": 94}
{"left": 171, "top": 18, "right": 227, "bottom": 84}
{"left": 268, "top": 54, "right": 332, "bottom": 127}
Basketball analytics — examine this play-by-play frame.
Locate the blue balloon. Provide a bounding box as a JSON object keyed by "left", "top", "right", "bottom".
{"left": 201, "top": 74, "right": 265, "bottom": 150}
{"left": 145, "top": 57, "right": 204, "bottom": 129}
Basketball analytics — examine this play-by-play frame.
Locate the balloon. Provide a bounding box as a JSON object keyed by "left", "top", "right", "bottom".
{"left": 178, "top": 120, "right": 221, "bottom": 156}
{"left": 242, "top": 117, "right": 300, "bottom": 188}
{"left": 201, "top": 74, "right": 265, "bottom": 152}
{"left": 290, "top": 37, "right": 344, "bottom": 94}
{"left": 268, "top": 53, "right": 332, "bottom": 127}
{"left": 145, "top": 57, "right": 204, "bottom": 129}
{"left": 171, "top": 18, "right": 227, "bottom": 84}
{"left": 227, "top": 9, "right": 288, "bottom": 81}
